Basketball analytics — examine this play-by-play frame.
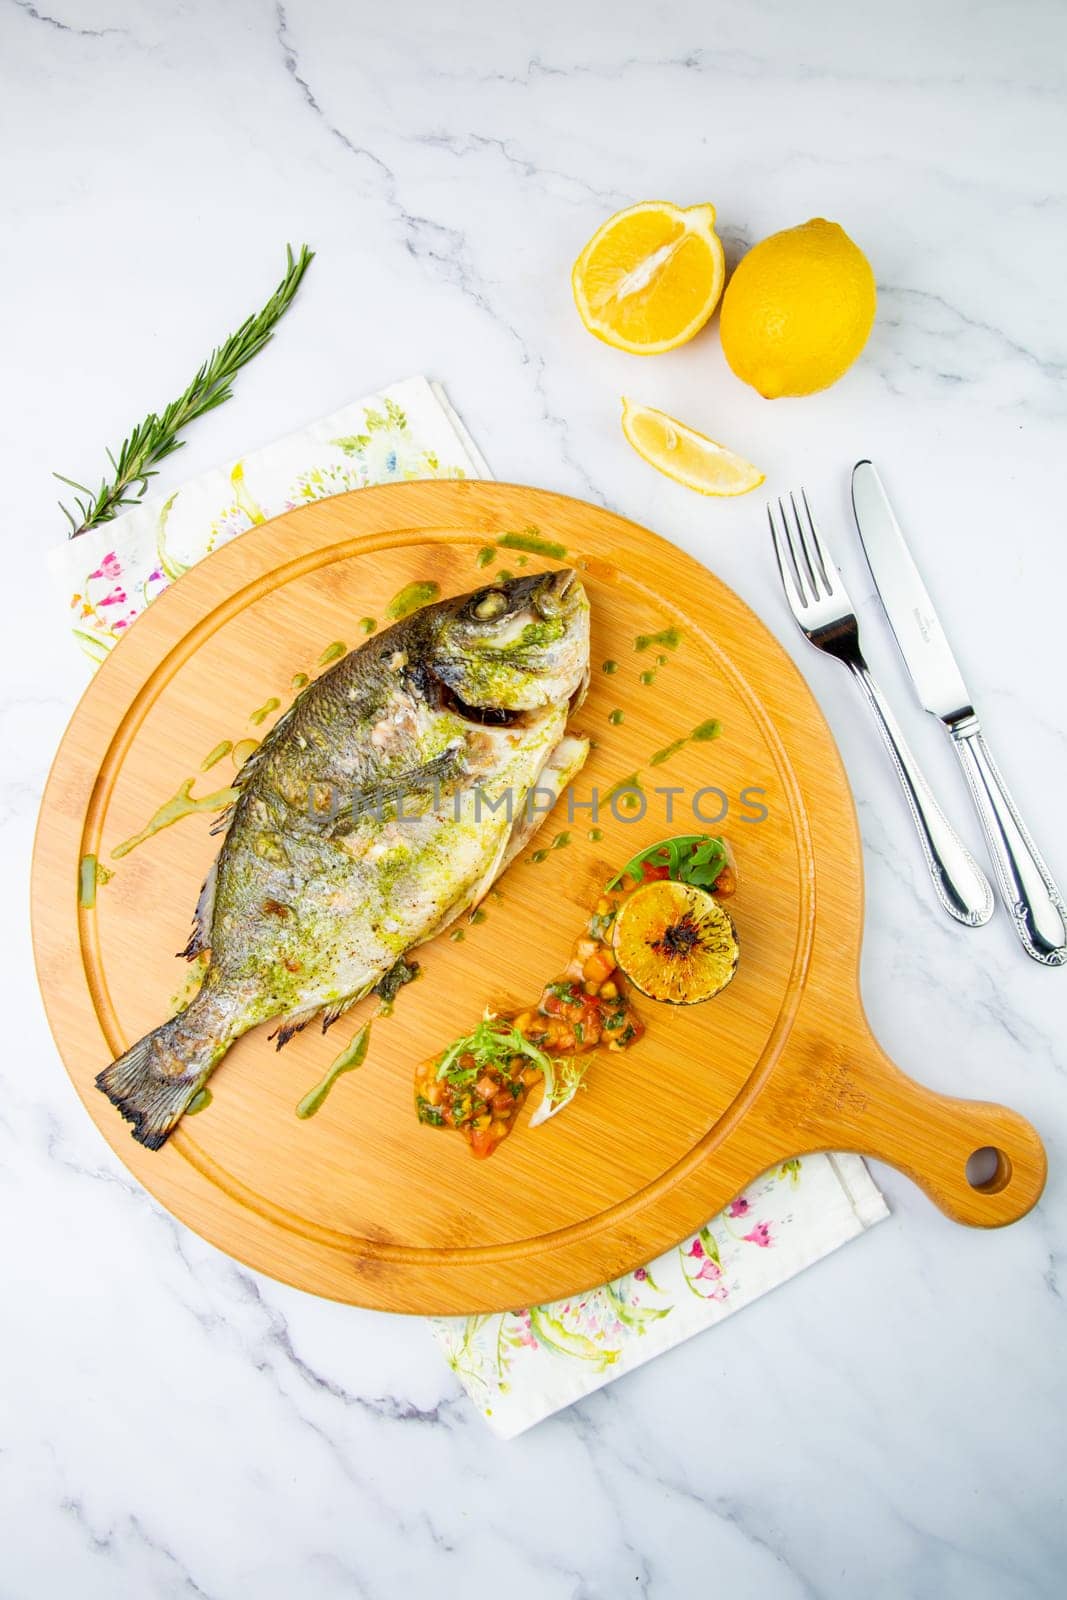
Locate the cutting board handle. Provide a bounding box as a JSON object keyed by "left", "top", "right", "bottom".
{"left": 776, "top": 1026, "right": 1047, "bottom": 1228}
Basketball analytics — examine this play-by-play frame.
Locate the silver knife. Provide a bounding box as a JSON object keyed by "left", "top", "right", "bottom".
{"left": 851, "top": 460, "right": 1067, "bottom": 966}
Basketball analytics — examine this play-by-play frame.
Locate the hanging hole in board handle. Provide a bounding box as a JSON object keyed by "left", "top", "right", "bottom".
{"left": 966, "top": 1145, "right": 1013, "bottom": 1195}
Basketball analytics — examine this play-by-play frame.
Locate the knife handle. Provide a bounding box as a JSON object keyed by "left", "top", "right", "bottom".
{"left": 849, "top": 662, "right": 994, "bottom": 927}
{"left": 950, "top": 720, "right": 1067, "bottom": 965}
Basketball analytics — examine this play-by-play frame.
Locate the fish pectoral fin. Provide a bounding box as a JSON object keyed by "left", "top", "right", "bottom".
{"left": 321, "top": 1000, "right": 357, "bottom": 1035}
{"left": 326, "top": 744, "right": 465, "bottom": 840}
{"left": 321, "top": 978, "right": 376, "bottom": 1027}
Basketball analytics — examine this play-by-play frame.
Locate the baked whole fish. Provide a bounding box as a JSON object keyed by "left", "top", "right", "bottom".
{"left": 97, "top": 570, "right": 591, "bottom": 1148}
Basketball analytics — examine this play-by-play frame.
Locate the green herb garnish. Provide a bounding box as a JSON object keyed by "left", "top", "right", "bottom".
{"left": 606, "top": 834, "right": 728, "bottom": 892}
{"left": 432, "top": 1015, "right": 589, "bottom": 1130}
{"left": 416, "top": 1096, "right": 446, "bottom": 1127}
{"left": 374, "top": 955, "right": 419, "bottom": 1013}
{"left": 435, "top": 1017, "right": 551, "bottom": 1085}
{"left": 56, "top": 244, "right": 314, "bottom": 537}
{"left": 530, "top": 1055, "right": 591, "bottom": 1126}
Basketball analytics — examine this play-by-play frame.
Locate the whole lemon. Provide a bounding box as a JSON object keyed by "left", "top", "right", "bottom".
{"left": 719, "top": 219, "right": 876, "bottom": 398}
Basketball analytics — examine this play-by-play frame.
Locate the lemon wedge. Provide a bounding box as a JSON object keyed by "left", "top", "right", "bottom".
{"left": 620, "top": 399, "right": 764, "bottom": 497}
{"left": 572, "top": 202, "right": 725, "bottom": 355}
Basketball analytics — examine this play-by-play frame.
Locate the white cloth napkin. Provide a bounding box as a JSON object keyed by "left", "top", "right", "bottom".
{"left": 46, "top": 375, "right": 888, "bottom": 1435}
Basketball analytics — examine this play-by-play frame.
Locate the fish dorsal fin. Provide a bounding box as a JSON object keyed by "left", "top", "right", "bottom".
{"left": 207, "top": 701, "right": 302, "bottom": 840}
{"left": 233, "top": 704, "right": 298, "bottom": 791}
{"left": 208, "top": 801, "right": 237, "bottom": 838}
{"left": 177, "top": 857, "right": 218, "bottom": 959}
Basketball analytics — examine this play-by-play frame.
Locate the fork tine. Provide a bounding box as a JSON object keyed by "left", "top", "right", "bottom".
{"left": 799, "top": 488, "right": 834, "bottom": 593}
{"left": 767, "top": 499, "right": 808, "bottom": 610}
{"left": 788, "top": 490, "right": 823, "bottom": 600}
{"left": 780, "top": 495, "right": 814, "bottom": 606}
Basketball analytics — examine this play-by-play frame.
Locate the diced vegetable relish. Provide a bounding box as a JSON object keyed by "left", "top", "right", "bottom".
{"left": 415, "top": 884, "right": 644, "bottom": 1158}
{"left": 414, "top": 838, "right": 736, "bottom": 1159}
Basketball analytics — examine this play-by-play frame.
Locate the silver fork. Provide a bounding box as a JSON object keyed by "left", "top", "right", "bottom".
{"left": 769, "top": 490, "right": 994, "bottom": 927}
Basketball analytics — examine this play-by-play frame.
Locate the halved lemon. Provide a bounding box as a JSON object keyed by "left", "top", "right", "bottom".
{"left": 572, "top": 201, "right": 725, "bottom": 354}
{"left": 621, "top": 398, "right": 764, "bottom": 497}
{"left": 612, "top": 879, "right": 739, "bottom": 1005}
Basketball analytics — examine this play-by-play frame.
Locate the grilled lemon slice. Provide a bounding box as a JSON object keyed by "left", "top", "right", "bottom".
{"left": 612, "top": 879, "right": 739, "bottom": 1004}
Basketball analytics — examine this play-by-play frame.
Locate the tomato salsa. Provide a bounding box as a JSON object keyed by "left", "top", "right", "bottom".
{"left": 414, "top": 835, "right": 736, "bottom": 1159}
{"left": 413, "top": 883, "right": 644, "bottom": 1157}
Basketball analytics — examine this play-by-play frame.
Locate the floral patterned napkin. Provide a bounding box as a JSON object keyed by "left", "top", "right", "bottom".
{"left": 48, "top": 375, "right": 491, "bottom": 665}
{"left": 45, "top": 375, "right": 889, "bottom": 1435}
{"left": 433, "top": 1153, "right": 886, "bottom": 1438}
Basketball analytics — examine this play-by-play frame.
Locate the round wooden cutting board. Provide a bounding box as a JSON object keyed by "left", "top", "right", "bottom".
{"left": 32, "top": 482, "right": 1046, "bottom": 1313}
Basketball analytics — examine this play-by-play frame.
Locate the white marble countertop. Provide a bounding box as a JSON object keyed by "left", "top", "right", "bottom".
{"left": 3, "top": 0, "right": 1066, "bottom": 1593}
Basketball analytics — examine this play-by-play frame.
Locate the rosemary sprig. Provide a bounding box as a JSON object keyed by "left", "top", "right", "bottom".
{"left": 56, "top": 243, "right": 315, "bottom": 538}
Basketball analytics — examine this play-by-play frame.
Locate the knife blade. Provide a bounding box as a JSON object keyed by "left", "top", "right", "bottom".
{"left": 851, "top": 459, "right": 1066, "bottom": 966}
{"left": 850, "top": 462, "right": 973, "bottom": 723}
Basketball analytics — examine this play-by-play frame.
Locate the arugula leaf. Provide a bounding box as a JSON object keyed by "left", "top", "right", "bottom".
{"left": 684, "top": 838, "right": 729, "bottom": 889}
{"left": 606, "top": 834, "right": 728, "bottom": 892}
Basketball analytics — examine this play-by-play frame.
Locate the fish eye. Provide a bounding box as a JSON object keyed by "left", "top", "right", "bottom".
{"left": 471, "top": 590, "right": 509, "bottom": 621}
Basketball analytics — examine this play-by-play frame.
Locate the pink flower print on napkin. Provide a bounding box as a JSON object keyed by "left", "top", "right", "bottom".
{"left": 743, "top": 1221, "right": 774, "bottom": 1248}
{"left": 685, "top": 1237, "right": 726, "bottom": 1292}
{"left": 728, "top": 1197, "right": 751, "bottom": 1217}
{"left": 514, "top": 1311, "right": 538, "bottom": 1350}
{"left": 88, "top": 551, "right": 123, "bottom": 583}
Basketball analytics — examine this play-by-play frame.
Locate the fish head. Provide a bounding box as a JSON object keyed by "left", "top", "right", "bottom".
{"left": 430, "top": 570, "right": 590, "bottom": 714}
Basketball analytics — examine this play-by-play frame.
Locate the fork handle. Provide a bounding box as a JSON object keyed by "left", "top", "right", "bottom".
{"left": 848, "top": 661, "right": 994, "bottom": 927}
{"left": 948, "top": 719, "right": 1067, "bottom": 965}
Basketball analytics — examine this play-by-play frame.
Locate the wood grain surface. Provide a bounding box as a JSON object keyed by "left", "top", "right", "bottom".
{"left": 30, "top": 481, "right": 1047, "bottom": 1313}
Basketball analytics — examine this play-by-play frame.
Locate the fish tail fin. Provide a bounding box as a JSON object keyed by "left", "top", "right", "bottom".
{"left": 95, "top": 1002, "right": 222, "bottom": 1150}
